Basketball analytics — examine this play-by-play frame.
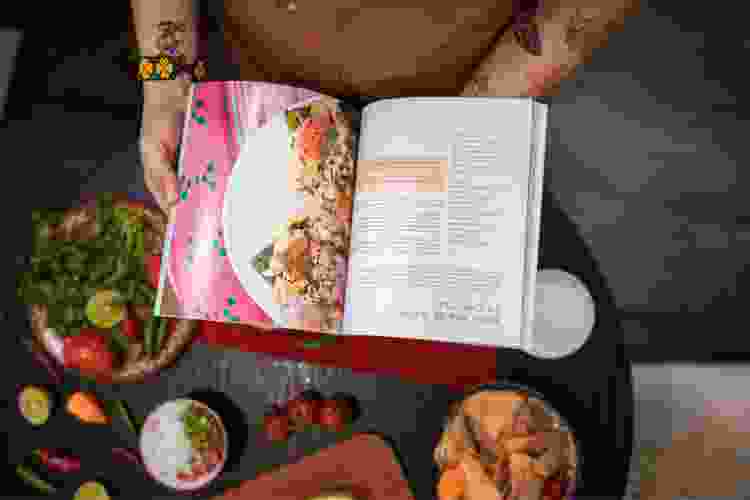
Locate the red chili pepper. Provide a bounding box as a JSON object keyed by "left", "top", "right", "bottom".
{"left": 111, "top": 447, "right": 143, "bottom": 467}
{"left": 122, "top": 317, "right": 141, "bottom": 339}
{"left": 22, "top": 338, "right": 63, "bottom": 385}
{"left": 33, "top": 448, "right": 81, "bottom": 473}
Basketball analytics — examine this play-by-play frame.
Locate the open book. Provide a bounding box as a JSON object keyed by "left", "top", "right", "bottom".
{"left": 156, "top": 82, "right": 547, "bottom": 351}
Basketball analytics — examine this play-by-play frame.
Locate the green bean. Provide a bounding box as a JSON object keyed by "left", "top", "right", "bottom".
{"left": 154, "top": 317, "right": 168, "bottom": 355}
{"left": 143, "top": 316, "right": 155, "bottom": 355}
{"left": 110, "top": 325, "right": 130, "bottom": 354}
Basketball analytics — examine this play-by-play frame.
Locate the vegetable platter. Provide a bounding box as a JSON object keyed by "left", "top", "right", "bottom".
{"left": 18, "top": 193, "right": 198, "bottom": 383}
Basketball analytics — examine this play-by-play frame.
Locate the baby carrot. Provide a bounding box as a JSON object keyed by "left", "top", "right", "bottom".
{"left": 66, "top": 391, "right": 110, "bottom": 424}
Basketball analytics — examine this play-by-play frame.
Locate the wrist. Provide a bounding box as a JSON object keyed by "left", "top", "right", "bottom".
{"left": 143, "top": 79, "right": 190, "bottom": 112}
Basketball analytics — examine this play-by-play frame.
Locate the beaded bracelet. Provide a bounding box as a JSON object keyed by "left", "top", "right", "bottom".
{"left": 137, "top": 55, "right": 207, "bottom": 82}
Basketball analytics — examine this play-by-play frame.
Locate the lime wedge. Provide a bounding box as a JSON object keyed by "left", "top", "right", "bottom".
{"left": 74, "top": 481, "right": 110, "bottom": 500}
{"left": 85, "top": 290, "right": 126, "bottom": 329}
{"left": 19, "top": 385, "right": 51, "bottom": 426}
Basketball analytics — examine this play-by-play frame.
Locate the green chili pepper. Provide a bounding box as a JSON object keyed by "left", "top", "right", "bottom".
{"left": 15, "top": 465, "right": 57, "bottom": 494}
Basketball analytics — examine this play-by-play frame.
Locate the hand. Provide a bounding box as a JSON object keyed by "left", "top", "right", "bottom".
{"left": 139, "top": 81, "right": 189, "bottom": 214}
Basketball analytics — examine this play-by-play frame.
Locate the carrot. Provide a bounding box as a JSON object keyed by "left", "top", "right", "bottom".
{"left": 437, "top": 465, "right": 466, "bottom": 500}
{"left": 66, "top": 392, "right": 109, "bottom": 424}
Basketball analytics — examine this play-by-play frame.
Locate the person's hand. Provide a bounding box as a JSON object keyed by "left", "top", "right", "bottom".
{"left": 139, "top": 80, "right": 189, "bottom": 214}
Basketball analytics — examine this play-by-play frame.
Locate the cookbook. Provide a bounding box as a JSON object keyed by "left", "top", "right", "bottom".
{"left": 155, "top": 81, "right": 547, "bottom": 351}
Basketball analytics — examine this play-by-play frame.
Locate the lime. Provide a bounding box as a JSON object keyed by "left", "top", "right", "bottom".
{"left": 85, "top": 290, "right": 125, "bottom": 329}
{"left": 74, "top": 481, "right": 110, "bottom": 500}
{"left": 19, "top": 385, "right": 51, "bottom": 426}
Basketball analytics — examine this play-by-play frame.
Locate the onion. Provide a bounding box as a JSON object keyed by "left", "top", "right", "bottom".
{"left": 42, "top": 328, "right": 65, "bottom": 365}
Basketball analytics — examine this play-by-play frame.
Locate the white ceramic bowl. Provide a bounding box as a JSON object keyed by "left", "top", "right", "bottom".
{"left": 140, "top": 399, "right": 228, "bottom": 491}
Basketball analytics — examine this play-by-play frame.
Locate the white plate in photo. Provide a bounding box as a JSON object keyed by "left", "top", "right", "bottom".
{"left": 222, "top": 111, "right": 306, "bottom": 326}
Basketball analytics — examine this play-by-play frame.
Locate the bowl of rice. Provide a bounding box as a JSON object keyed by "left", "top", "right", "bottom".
{"left": 140, "top": 399, "right": 228, "bottom": 491}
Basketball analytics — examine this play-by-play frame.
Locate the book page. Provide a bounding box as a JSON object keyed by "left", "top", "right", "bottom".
{"left": 343, "top": 98, "right": 543, "bottom": 348}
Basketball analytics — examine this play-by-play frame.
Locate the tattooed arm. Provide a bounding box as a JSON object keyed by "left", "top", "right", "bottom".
{"left": 131, "top": 0, "right": 199, "bottom": 212}
{"left": 131, "top": 0, "right": 198, "bottom": 106}
{"left": 460, "top": 2, "right": 638, "bottom": 98}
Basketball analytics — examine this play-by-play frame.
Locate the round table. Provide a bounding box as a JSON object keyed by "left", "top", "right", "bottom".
{"left": 5, "top": 111, "right": 632, "bottom": 499}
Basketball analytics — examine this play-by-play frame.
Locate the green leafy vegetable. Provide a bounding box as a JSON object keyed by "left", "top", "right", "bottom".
{"left": 17, "top": 193, "right": 158, "bottom": 341}
{"left": 254, "top": 253, "right": 271, "bottom": 274}
{"left": 109, "top": 325, "right": 130, "bottom": 354}
{"left": 182, "top": 408, "right": 210, "bottom": 436}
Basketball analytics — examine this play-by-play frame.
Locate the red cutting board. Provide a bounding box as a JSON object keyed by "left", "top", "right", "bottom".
{"left": 212, "top": 434, "right": 415, "bottom": 500}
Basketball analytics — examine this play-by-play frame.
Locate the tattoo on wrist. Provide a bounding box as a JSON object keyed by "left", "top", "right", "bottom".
{"left": 154, "top": 20, "right": 187, "bottom": 62}
{"left": 136, "top": 20, "right": 207, "bottom": 82}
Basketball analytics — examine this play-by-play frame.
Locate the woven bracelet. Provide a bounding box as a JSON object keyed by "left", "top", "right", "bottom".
{"left": 137, "top": 55, "right": 207, "bottom": 82}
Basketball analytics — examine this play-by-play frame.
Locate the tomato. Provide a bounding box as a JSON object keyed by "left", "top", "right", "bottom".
{"left": 176, "top": 471, "right": 193, "bottom": 482}
{"left": 318, "top": 400, "right": 347, "bottom": 431}
{"left": 192, "top": 462, "right": 208, "bottom": 476}
{"left": 63, "top": 330, "right": 114, "bottom": 376}
{"left": 122, "top": 317, "right": 141, "bottom": 339}
{"left": 263, "top": 414, "right": 291, "bottom": 441}
{"left": 145, "top": 254, "right": 162, "bottom": 290}
{"left": 205, "top": 449, "right": 222, "bottom": 467}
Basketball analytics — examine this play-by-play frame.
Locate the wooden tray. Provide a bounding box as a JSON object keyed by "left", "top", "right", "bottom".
{"left": 213, "top": 433, "right": 414, "bottom": 500}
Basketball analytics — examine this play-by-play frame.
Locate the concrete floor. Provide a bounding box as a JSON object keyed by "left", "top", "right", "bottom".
{"left": 2, "top": 2, "right": 749, "bottom": 496}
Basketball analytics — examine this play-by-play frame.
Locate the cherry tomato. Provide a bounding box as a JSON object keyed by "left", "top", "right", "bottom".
{"left": 63, "top": 330, "right": 114, "bottom": 376}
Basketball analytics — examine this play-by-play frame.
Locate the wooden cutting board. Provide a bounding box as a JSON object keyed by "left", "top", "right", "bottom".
{"left": 213, "top": 434, "right": 414, "bottom": 500}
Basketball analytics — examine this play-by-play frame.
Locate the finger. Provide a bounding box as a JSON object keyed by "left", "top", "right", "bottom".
{"left": 159, "top": 163, "right": 179, "bottom": 207}
{"left": 144, "top": 166, "right": 169, "bottom": 215}
{"left": 155, "top": 144, "right": 179, "bottom": 206}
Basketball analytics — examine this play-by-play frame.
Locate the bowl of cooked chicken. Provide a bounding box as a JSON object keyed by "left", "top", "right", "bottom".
{"left": 433, "top": 382, "right": 580, "bottom": 500}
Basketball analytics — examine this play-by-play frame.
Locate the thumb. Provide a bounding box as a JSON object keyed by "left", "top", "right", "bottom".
{"left": 158, "top": 143, "right": 179, "bottom": 207}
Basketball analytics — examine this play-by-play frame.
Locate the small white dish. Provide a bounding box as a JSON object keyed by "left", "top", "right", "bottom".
{"left": 529, "top": 269, "right": 596, "bottom": 359}
{"left": 140, "top": 399, "right": 228, "bottom": 491}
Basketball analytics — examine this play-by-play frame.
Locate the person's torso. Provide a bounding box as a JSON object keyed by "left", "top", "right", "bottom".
{"left": 223, "top": 0, "right": 514, "bottom": 97}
